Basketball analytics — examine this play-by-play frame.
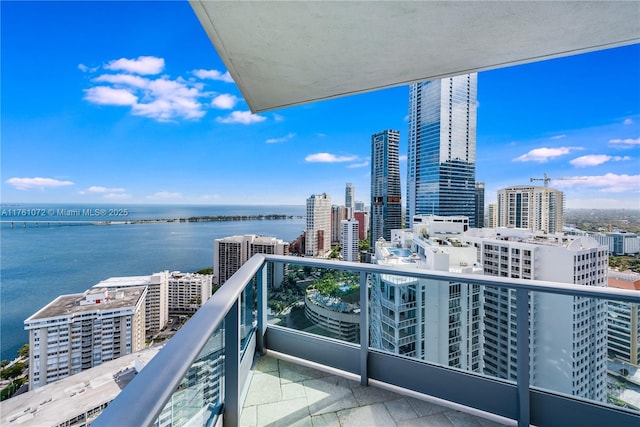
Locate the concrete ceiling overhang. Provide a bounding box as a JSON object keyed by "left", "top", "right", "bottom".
{"left": 190, "top": 1, "right": 640, "bottom": 113}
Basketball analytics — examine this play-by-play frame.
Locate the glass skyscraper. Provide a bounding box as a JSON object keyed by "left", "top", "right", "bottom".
{"left": 370, "top": 129, "right": 401, "bottom": 245}
{"left": 406, "top": 74, "right": 478, "bottom": 228}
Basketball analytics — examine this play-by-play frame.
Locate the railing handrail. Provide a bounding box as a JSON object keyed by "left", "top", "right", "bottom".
{"left": 93, "top": 254, "right": 267, "bottom": 427}
{"left": 96, "top": 253, "right": 640, "bottom": 426}
{"left": 263, "top": 254, "right": 640, "bottom": 304}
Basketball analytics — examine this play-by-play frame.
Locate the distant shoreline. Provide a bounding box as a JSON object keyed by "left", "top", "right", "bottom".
{"left": 93, "top": 214, "right": 304, "bottom": 225}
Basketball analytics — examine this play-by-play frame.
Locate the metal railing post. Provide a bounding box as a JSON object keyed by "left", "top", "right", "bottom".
{"left": 224, "top": 297, "right": 240, "bottom": 427}
{"left": 360, "top": 271, "right": 369, "bottom": 386}
{"left": 256, "top": 263, "right": 268, "bottom": 354}
{"left": 516, "top": 288, "right": 530, "bottom": 427}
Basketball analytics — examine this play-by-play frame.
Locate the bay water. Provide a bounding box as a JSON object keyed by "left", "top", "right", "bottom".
{"left": 0, "top": 204, "right": 306, "bottom": 360}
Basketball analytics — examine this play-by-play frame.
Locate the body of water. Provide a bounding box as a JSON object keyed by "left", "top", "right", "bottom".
{"left": 0, "top": 204, "right": 306, "bottom": 360}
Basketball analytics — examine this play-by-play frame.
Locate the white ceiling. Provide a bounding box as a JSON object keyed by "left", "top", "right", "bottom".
{"left": 190, "top": 1, "right": 640, "bottom": 113}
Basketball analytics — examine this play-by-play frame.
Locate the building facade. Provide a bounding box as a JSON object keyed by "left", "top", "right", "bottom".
{"left": 406, "top": 74, "right": 478, "bottom": 228}
{"left": 463, "top": 228, "right": 608, "bottom": 401}
{"left": 341, "top": 218, "right": 360, "bottom": 262}
{"left": 487, "top": 203, "right": 498, "bottom": 228}
{"left": 607, "top": 271, "right": 640, "bottom": 365}
{"left": 475, "top": 181, "right": 485, "bottom": 228}
{"left": 370, "top": 218, "right": 483, "bottom": 371}
{"left": 25, "top": 287, "right": 147, "bottom": 389}
{"left": 370, "top": 129, "right": 402, "bottom": 245}
{"left": 96, "top": 272, "right": 169, "bottom": 335}
{"left": 345, "top": 182, "right": 354, "bottom": 217}
{"left": 331, "top": 204, "right": 347, "bottom": 245}
{"left": 497, "top": 185, "right": 564, "bottom": 233}
{"left": 214, "top": 234, "right": 289, "bottom": 287}
{"left": 305, "top": 193, "right": 332, "bottom": 257}
{"left": 168, "top": 271, "right": 214, "bottom": 312}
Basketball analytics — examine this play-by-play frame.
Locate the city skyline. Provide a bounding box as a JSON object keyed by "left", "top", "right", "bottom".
{"left": 2, "top": 2, "right": 639, "bottom": 209}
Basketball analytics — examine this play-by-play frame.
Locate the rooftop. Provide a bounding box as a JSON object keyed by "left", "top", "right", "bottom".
{"left": 0, "top": 345, "right": 162, "bottom": 426}
{"left": 25, "top": 286, "right": 146, "bottom": 322}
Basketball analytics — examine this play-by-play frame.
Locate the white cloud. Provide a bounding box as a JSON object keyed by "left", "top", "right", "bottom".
{"left": 266, "top": 133, "right": 295, "bottom": 144}
{"left": 6, "top": 177, "right": 74, "bottom": 190}
{"left": 552, "top": 173, "right": 640, "bottom": 193}
{"left": 624, "top": 118, "right": 633, "bottom": 125}
{"left": 570, "top": 155, "right": 631, "bottom": 168}
{"left": 105, "top": 56, "right": 165, "bottom": 75}
{"left": 347, "top": 161, "right": 369, "bottom": 168}
{"left": 513, "top": 146, "right": 579, "bottom": 163}
{"left": 273, "top": 114, "right": 285, "bottom": 122}
{"left": 216, "top": 110, "right": 266, "bottom": 124}
{"left": 399, "top": 154, "right": 408, "bottom": 162}
{"left": 211, "top": 94, "right": 239, "bottom": 109}
{"left": 550, "top": 134, "right": 567, "bottom": 140}
{"left": 147, "top": 191, "right": 183, "bottom": 199}
{"left": 609, "top": 137, "right": 640, "bottom": 146}
{"left": 305, "top": 153, "right": 359, "bottom": 163}
{"left": 84, "top": 86, "right": 138, "bottom": 106}
{"left": 94, "top": 73, "right": 149, "bottom": 88}
{"left": 193, "top": 69, "right": 234, "bottom": 83}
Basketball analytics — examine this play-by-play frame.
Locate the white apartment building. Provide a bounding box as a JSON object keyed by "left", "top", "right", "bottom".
{"left": 497, "top": 185, "right": 564, "bottom": 233}
{"left": 214, "top": 234, "right": 288, "bottom": 287}
{"left": 370, "top": 216, "right": 483, "bottom": 372}
{"left": 168, "top": 271, "right": 213, "bottom": 312}
{"left": 97, "top": 271, "right": 169, "bottom": 334}
{"left": 341, "top": 218, "right": 359, "bottom": 262}
{"left": 306, "top": 193, "right": 332, "bottom": 257}
{"left": 463, "top": 227, "right": 608, "bottom": 401}
{"left": 608, "top": 271, "right": 640, "bottom": 365}
{"left": 25, "top": 287, "right": 146, "bottom": 389}
{"left": 487, "top": 203, "right": 498, "bottom": 228}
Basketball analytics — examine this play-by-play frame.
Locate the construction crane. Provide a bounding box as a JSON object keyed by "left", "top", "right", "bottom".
{"left": 530, "top": 173, "right": 585, "bottom": 188}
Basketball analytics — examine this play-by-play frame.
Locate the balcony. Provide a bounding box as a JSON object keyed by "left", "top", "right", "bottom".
{"left": 95, "top": 255, "right": 640, "bottom": 427}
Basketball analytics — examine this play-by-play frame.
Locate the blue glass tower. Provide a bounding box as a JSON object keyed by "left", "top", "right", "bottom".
{"left": 406, "top": 74, "right": 478, "bottom": 228}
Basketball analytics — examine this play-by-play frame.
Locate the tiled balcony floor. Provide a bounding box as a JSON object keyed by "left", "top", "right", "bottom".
{"left": 241, "top": 354, "right": 513, "bottom": 427}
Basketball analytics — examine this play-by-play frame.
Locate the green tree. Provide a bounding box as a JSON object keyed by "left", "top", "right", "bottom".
{"left": 1, "top": 362, "right": 25, "bottom": 380}
{"left": 358, "top": 239, "right": 370, "bottom": 252}
{"left": 195, "top": 267, "right": 213, "bottom": 275}
{"left": 17, "top": 344, "right": 29, "bottom": 359}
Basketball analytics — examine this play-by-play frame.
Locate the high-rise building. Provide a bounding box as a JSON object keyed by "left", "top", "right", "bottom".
{"left": 331, "top": 205, "right": 347, "bottom": 245}
{"left": 607, "top": 271, "right": 640, "bottom": 365}
{"left": 475, "top": 181, "right": 485, "bottom": 228}
{"left": 487, "top": 203, "right": 498, "bottom": 228}
{"left": 214, "top": 234, "right": 289, "bottom": 286}
{"left": 370, "top": 129, "right": 402, "bottom": 245}
{"left": 168, "top": 271, "right": 213, "bottom": 312}
{"left": 345, "top": 183, "right": 355, "bottom": 216}
{"left": 354, "top": 200, "right": 366, "bottom": 212}
{"left": 306, "top": 193, "right": 332, "bottom": 257}
{"left": 353, "top": 211, "right": 369, "bottom": 241}
{"left": 406, "top": 74, "right": 478, "bottom": 228}
{"left": 97, "top": 272, "right": 169, "bottom": 334}
{"left": 463, "top": 228, "right": 608, "bottom": 401}
{"left": 497, "top": 185, "right": 564, "bottom": 233}
{"left": 25, "top": 287, "right": 147, "bottom": 389}
{"left": 370, "top": 218, "right": 483, "bottom": 371}
{"left": 341, "top": 218, "right": 359, "bottom": 262}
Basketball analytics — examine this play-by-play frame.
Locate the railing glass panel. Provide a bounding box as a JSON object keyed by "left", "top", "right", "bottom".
{"left": 268, "top": 264, "right": 361, "bottom": 344}
{"left": 153, "top": 326, "right": 225, "bottom": 427}
{"left": 529, "top": 292, "right": 640, "bottom": 414}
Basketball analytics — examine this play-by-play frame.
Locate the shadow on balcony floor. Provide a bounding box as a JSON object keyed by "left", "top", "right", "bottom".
{"left": 241, "top": 354, "right": 512, "bottom": 427}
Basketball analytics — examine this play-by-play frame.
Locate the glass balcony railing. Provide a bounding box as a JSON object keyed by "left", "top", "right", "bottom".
{"left": 94, "top": 255, "right": 640, "bottom": 427}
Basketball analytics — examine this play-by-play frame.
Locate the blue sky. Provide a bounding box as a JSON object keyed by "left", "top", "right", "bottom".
{"left": 2, "top": 1, "right": 639, "bottom": 209}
